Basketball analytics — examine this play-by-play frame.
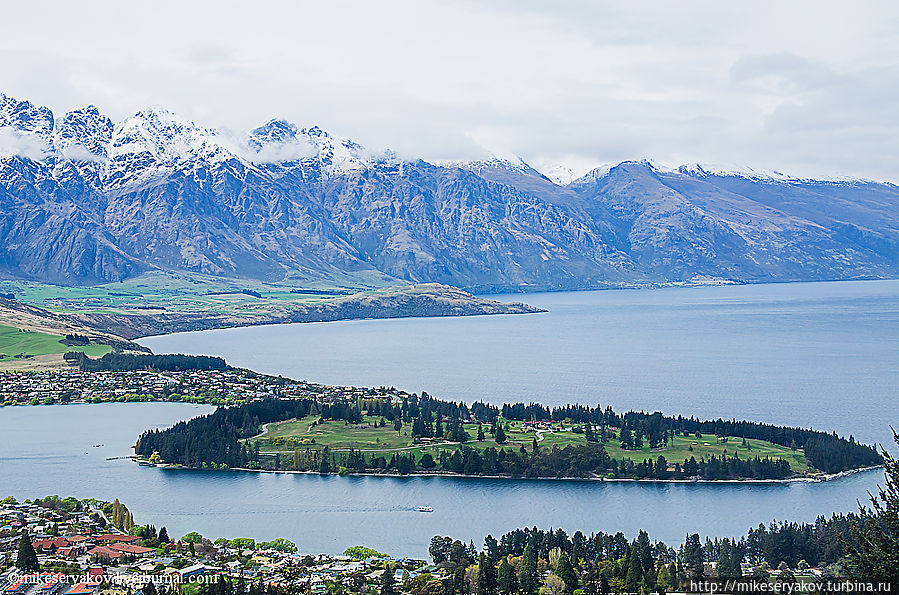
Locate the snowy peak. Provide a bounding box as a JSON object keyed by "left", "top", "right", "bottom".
{"left": 569, "top": 164, "right": 614, "bottom": 187}
{"left": 0, "top": 94, "right": 54, "bottom": 136}
{"left": 244, "top": 119, "right": 370, "bottom": 174}
{"left": 540, "top": 164, "right": 577, "bottom": 186}
{"left": 433, "top": 153, "right": 541, "bottom": 178}
{"left": 671, "top": 162, "right": 873, "bottom": 185}
{"left": 672, "top": 162, "right": 795, "bottom": 183}
{"left": 246, "top": 119, "right": 314, "bottom": 163}
{"left": 0, "top": 94, "right": 55, "bottom": 159}
{"left": 297, "top": 124, "right": 369, "bottom": 174}
{"left": 109, "top": 109, "right": 226, "bottom": 164}
{"left": 249, "top": 119, "right": 299, "bottom": 147}
{"left": 54, "top": 105, "right": 113, "bottom": 160}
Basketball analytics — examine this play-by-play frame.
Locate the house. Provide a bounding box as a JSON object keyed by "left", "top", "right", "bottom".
{"left": 193, "top": 542, "right": 219, "bottom": 558}
{"left": 63, "top": 583, "right": 98, "bottom": 595}
{"left": 94, "top": 534, "right": 140, "bottom": 544}
{"left": 108, "top": 542, "right": 155, "bottom": 557}
{"left": 5, "top": 578, "right": 27, "bottom": 594}
{"left": 177, "top": 564, "right": 208, "bottom": 580}
{"left": 33, "top": 538, "right": 73, "bottom": 553}
{"left": 87, "top": 545, "right": 125, "bottom": 561}
{"left": 39, "top": 573, "right": 65, "bottom": 595}
{"left": 5, "top": 575, "right": 64, "bottom": 595}
{"left": 57, "top": 545, "right": 88, "bottom": 559}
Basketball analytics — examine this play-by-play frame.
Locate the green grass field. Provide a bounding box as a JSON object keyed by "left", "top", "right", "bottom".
{"left": 251, "top": 415, "right": 811, "bottom": 473}
{"left": 603, "top": 433, "right": 810, "bottom": 473}
{"left": 0, "top": 269, "right": 398, "bottom": 316}
{"left": 0, "top": 325, "right": 112, "bottom": 360}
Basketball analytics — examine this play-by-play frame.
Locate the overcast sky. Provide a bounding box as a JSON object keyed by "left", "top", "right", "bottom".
{"left": 2, "top": 0, "right": 898, "bottom": 180}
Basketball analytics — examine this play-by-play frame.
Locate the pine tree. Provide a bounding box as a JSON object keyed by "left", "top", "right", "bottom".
{"left": 380, "top": 565, "right": 396, "bottom": 595}
{"left": 844, "top": 428, "right": 899, "bottom": 581}
{"left": 635, "top": 530, "right": 653, "bottom": 572}
{"left": 556, "top": 552, "right": 578, "bottom": 594}
{"left": 624, "top": 547, "right": 643, "bottom": 593}
{"left": 477, "top": 553, "right": 498, "bottom": 595}
{"left": 453, "top": 568, "right": 466, "bottom": 595}
{"left": 319, "top": 447, "right": 331, "bottom": 474}
{"left": 16, "top": 531, "right": 40, "bottom": 572}
{"left": 497, "top": 557, "right": 517, "bottom": 595}
{"left": 158, "top": 527, "right": 169, "bottom": 543}
{"left": 495, "top": 425, "right": 507, "bottom": 444}
{"left": 619, "top": 427, "right": 633, "bottom": 450}
{"left": 519, "top": 544, "right": 538, "bottom": 595}
{"left": 655, "top": 565, "right": 673, "bottom": 595}
{"left": 683, "top": 534, "right": 704, "bottom": 581}
{"left": 716, "top": 539, "right": 742, "bottom": 579}
{"left": 466, "top": 540, "right": 477, "bottom": 562}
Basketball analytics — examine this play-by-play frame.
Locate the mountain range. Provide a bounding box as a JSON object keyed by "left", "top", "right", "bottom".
{"left": 2, "top": 92, "right": 898, "bottom": 292}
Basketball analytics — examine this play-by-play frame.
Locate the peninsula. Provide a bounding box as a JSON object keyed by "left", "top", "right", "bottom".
{"left": 120, "top": 361, "right": 880, "bottom": 482}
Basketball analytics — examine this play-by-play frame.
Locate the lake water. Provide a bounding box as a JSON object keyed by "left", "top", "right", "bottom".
{"left": 0, "top": 403, "right": 887, "bottom": 559}
{"left": 142, "top": 280, "right": 899, "bottom": 447}
{"left": 5, "top": 280, "right": 897, "bottom": 557}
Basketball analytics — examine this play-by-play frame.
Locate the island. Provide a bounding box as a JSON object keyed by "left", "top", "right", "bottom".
{"left": 0, "top": 353, "right": 882, "bottom": 481}
{"left": 128, "top": 368, "right": 881, "bottom": 481}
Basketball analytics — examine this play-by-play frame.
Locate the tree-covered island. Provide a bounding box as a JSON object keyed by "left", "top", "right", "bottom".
{"left": 134, "top": 394, "right": 881, "bottom": 481}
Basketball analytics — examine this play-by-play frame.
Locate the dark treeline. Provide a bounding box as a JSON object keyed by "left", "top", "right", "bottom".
{"left": 477, "top": 515, "right": 858, "bottom": 570}
{"left": 426, "top": 513, "right": 870, "bottom": 594}
{"left": 66, "top": 352, "right": 228, "bottom": 372}
{"left": 136, "top": 399, "right": 315, "bottom": 468}
{"left": 500, "top": 405, "right": 880, "bottom": 473}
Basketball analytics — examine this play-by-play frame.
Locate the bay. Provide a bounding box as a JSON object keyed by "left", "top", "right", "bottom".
{"left": 141, "top": 279, "right": 899, "bottom": 446}
{"left": 8, "top": 280, "right": 899, "bottom": 558}
{"left": 0, "top": 403, "right": 886, "bottom": 559}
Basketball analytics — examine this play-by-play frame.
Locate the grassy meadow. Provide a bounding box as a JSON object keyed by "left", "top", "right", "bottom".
{"left": 0, "top": 324, "right": 112, "bottom": 361}
{"left": 251, "top": 415, "right": 811, "bottom": 473}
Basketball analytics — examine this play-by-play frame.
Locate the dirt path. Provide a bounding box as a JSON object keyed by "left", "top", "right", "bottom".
{"left": 248, "top": 421, "right": 279, "bottom": 441}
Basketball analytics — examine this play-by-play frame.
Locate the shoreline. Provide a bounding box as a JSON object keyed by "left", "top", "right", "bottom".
{"left": 1, "top": 402, "right": 883, "bottom": 486}
{"left": 140, "top": 460, "right": 884, "bottom": 485}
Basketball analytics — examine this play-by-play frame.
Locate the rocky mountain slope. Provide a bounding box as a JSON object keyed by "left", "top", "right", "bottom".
{"left": 2, "top": 93, "right": 898, "bottom": 291}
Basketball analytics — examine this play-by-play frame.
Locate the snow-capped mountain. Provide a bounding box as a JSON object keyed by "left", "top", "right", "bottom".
{"left": 540, "top": 164, "right": 578, "bottom": 186}
{"left": 2, "top": 92, "right": 899, "bottom": 289}
{"left": 434, "top": 153, "right": 537, "bottom": 176}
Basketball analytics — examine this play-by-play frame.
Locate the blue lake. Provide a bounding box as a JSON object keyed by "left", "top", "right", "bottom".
{"left": 143, "top": 279, "right": 899, "bottom": 446}
{"left": 0, "top": 403, "right": 887, "bottom": 559}
{"left": 4, "top": 280, "right": 898, "bottom": 558}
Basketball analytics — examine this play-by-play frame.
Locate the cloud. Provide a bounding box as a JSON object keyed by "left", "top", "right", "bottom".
{"left": 58, "top": 143, "right": 106, "bottom": 162}
{"left": 1, "top": 0, "right": 898, "bottom": 180}
{"left": 213, "top": 127, "right": 316, "bottom": 164}
{"left": 246, "top": 139, "right": 316, "bottom": 164}
{"left": 0, "top": 128, "right": 52, "bottom": 160}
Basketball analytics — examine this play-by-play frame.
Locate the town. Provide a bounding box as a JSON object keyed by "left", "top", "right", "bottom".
{"left": 1, "top": 495, "right": 884, "bottom": 595}
{"left": 0, "top": 369, "right": 403, "bottom": 408}
{"left": 0, "top": 496, "right": 434, "bottom": 595}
